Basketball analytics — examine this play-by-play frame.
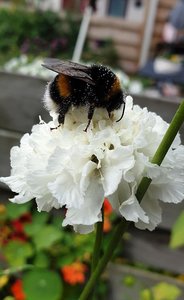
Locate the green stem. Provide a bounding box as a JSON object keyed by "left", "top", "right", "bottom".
{"left": 91, "top": 205, "right": 104, "bottom": 273}
{"left": 80, "top": 219, "right": 129, "bottom": 300}
{"left": 79, "top": 101, "right": 184, "bottom": 300}
{"left": 89, "top": 206, "right": 104, "bottom": 300}
{"left": 0, "top": 264, "right": 33, "bottom": 276}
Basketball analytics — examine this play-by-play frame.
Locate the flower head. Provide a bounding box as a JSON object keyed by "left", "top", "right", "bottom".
{"left": 11, "top": 279, "right": 26, "bottom": 300}
{"left": 61, "top": 262, "right": 87, "bottom": 285}
{"left": 103, "top": 198, "right": 113, "bottom": 232}
{"left": 1, "top": 96, "right": 184, "bottom": 233}
{"left": 9, "top": 213, "right": 31, "bottom": 243}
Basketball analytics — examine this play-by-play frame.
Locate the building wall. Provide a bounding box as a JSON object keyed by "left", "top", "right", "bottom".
{"left": 126, "top": 0, "right": 146, "bottom": 23}
{"left": 87, "top": 0, "right": 178, "bottom": 72}
{"left": 150, "top": 0, "right": 177, "bottom": 54}
{"left": 88, "top": 0, "right": 148, "bottom": 73}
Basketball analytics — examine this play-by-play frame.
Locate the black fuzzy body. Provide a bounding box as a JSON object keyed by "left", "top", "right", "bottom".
{"left": 47, "top": 63, "right": 125, "bottom": 130}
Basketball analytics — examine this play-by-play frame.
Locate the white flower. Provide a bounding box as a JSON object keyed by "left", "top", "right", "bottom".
{"left": 2, "top": 55, "right": 53, "bottom": 79}
{"left": 1, "top": 96, "right": 184, "bottom": 233}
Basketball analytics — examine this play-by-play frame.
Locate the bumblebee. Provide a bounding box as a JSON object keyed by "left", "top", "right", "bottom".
{"left": 42, "top": 59, "right": 125, "bottom": 131}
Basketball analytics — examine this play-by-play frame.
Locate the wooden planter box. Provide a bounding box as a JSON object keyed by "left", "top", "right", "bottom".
{"left": 107, "top": 263, "right": 184, "bottom": 300}
{"left": 0, "top": 72, "right": 49, "bottom": 180}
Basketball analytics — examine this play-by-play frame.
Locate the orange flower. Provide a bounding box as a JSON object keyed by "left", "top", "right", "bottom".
{"left": 61, "top": 262, "right": 87, "bottom": 285}
{"left": 103, "top": 216, "right": 112, "bottom": 233}
{"left": 104, "top": 198, "right": 113, "bottom": 216}
{"left": 103, "top": 198, "right": 113, "bottom": 232}
{"left": 11, "top": 279, "right": 26, "bottom": 300}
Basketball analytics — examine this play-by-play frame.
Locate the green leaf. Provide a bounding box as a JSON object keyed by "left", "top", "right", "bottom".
{"left": 56, "top": 254, "right": 75, "bottom": 267}
{"left": 32, "top": 225, "right": 62, "bottom": 251}
{"left": 3, "top": 241, "right": 33, "bottom": 267}
{"left": 123, "top": 275, "right": 136, "bottom": 287}
{"left": 23, "top": 269, "right": 63, "bottom": 300}
{"left": 24, "top": 222, "right": 43, "bottom": 237}
{"left": 140, "top": 288, "right": 153, "bottom": 300}
{"left": 33, "top": 252, "right": 50, "bottom": 268}
{"left": 24, "top": 212, "right": 49, "bottom": 237}
{"left": 152, "top": 282, "right": 181, "bottom": 300}
{"left": 170, "top": 211, "right": 184, "bottom": 248}
{"left": 6, "top": 202, "right": 32, "bottom": 220}
{"left": 32, "top": 211, "right": 49, "bottom": 225}
{"left": 52, "top": 215, "right": 63, "bottom": 228}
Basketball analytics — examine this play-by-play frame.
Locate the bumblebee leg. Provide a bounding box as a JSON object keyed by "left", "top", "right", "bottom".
{"left": 84, "top": 105, "right": 95, "bottom": 132}
{"left": 50, "top": 124, "right": 61, "bottom": 131}
{"left": 108, "top": 111, "right": 112, "bottom": 118}
{"left": 58, "top": 112, "right": 65, "bottom": 125}
{"left": 58, "top": 102, "right": 71, "bottom": 124}
{"left": 50, "top": 102, "right": 70, "bottom": 130}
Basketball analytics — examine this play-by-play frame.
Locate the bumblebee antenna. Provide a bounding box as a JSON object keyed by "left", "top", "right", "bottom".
{"left": 116, "top": 102, "right": 125, "bottom": 122}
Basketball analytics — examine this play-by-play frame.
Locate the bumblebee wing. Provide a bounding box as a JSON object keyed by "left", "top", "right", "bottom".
{"left": 42, "top": 59, "right": 95, "bottom": 85}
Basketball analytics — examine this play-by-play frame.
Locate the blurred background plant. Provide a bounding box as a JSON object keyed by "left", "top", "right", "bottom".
{"left": 0, "top": 7, "right": 119, "bottom": 68}
{"left": 0, "top": 199, "right": 114, "bottom": 300}
{"left": 1, "top": 197, "right": 184, "bottom": 300}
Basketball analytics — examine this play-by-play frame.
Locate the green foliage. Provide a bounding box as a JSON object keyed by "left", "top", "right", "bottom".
{"left": 23, "top": 269, "right": 63, "bottom": 300}
{"left": 0, "top": 8, "right": 119, "bottom": 67}
{"left": 24, "top": 212, "right": 50, "bottom": 236}
{"left": 152, "top": 282, "right": 181, "bottom": 300}
{"left": 0, "top": 201, "right": 109, "bottom": 299}
{"left": 140, "top": 282, "right": 181, "bottom": 300}
{"left": 0, "top": 8, "right": 80, "bottom": 65}
{"left": 2, "top": 240, "right": 33, "bottom": 267}
{"left": 170, "top": 210, "right": 184, "bottom": 249}
{"left": 33, "top": 252, "right": 50, "bottom": 268}
{"left": 123, "top": 275, "right": 136, "bottom": 287}
{"left": 140, "top": 288, "right": 153, "bottom": 300}
{"left": 6, "top": 202, "right": 31, "bottom": 219}
{"left": 32, "top": 225, "right": 63, "bottom": 251}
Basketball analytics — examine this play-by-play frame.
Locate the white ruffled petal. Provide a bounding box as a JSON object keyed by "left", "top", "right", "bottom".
{"left": 9, "top": 192, "right": 33, "bottom": 204}
{"left": 48, "top": 172, "right": 83, "bottom": 208}
{"left": 102, "top": 146, "right": 134, "bottom": 196}
{"left": 119, "top": 193, "right": 149, "bottom": 224}
{"left": 62, "top": 178, "right": 104, "bottom": 228}
{"left": 135, "top": 196, "right": 162, "bottom": 230}
{"left": 108, "top": 180, "right": 132, "bottom": 211}
{"left": 80, "top": 161, "right": 97, "bottom": 193}
{"left": 36, "top": 194, "right": 60, "bottom": 212}
{"left": 149, "top": 178, "right": 184, "bottom": 204}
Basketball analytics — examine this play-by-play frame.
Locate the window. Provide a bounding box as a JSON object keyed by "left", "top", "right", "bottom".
{"left": 108, "top": 0, "right": 128, "bottom": 17}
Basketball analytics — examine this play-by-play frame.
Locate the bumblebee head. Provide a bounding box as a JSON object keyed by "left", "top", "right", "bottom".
{"left": 108, "top": 90, "right": 125, "bottom": 122}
